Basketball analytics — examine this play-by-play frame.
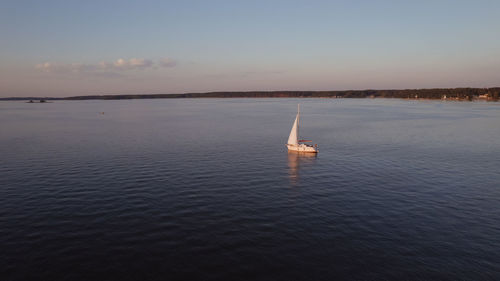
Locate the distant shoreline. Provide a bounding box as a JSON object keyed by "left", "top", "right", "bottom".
{"left": 1, "top": 87, "right": 499, "bottom": 101}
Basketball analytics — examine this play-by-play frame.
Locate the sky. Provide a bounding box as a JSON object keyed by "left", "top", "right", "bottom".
{"left": 1, "top": 0, "right": 499, "bottom": 97}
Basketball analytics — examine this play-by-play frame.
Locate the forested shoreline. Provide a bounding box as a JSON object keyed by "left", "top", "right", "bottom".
{"left": 2, "top": 87, "right": 499, "bottom": 101}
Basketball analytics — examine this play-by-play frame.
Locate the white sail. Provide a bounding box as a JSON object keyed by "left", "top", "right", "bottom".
{"left": 286, "top": 104, "right": 317, "bottom": 153}
{"left": 287, "top": 114, "right": 299, "bottom": 145}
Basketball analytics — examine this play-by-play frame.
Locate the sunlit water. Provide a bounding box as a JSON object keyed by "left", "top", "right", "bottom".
{"left": 1, "top": 99, "right": 499, "bottom": 280}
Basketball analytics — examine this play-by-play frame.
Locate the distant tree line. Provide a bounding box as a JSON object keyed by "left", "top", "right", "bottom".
{"left": 63, "top": 88, "right": 500, "bottom": 100}
{"left": 2, "top": 88, "right": 499, "bottom": 101}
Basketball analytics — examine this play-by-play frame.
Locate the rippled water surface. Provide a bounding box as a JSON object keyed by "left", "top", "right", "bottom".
{"left": 1, "top": 99, "right": 500, "bottom": 280}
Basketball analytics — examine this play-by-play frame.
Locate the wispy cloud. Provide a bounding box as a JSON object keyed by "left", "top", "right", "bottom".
{"left": 159, "top": 58, "right": 177, "bottom": 67}
{"left": 35, "top": 62, "right": 99, "bottom": 73}
{"left": 35, "top": 58, "right": 177, "bottom": 75}
{"left": 99, "top": 58, "right": 154, "bottom": 70}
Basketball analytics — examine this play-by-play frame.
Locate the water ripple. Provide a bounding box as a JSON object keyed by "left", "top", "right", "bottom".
{"left": 1, "top": 99, "right": 500, "bottom": 280}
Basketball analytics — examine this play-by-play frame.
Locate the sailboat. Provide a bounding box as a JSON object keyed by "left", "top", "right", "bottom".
{"left": 286, "top": 104, "right": 318, "bottom": 153}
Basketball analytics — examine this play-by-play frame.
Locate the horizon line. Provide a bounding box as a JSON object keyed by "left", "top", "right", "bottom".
{"left": 2, "top": 86, "right": 500, "bottom": 100}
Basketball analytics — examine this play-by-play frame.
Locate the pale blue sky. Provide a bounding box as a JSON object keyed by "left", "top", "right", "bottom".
{"left": 1, "top": 0, "right": 499, "bottom": 97}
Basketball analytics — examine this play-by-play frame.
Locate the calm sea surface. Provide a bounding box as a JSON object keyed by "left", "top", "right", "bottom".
{"left": 1, "top": 99, "right": 499, "bottom": 280}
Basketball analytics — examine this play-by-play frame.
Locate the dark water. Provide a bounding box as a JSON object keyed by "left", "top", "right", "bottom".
{"left": 1, "top": 99, "right": 499, "bottom": 280}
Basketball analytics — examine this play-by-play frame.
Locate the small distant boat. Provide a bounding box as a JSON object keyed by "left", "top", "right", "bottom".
{"left": 26, "top": 99, "right": 51, "bottom": 103}
{"left": 286, "top": 104, "right": 318, "bottom": 153}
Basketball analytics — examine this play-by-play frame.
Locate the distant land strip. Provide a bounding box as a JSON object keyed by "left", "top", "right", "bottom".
{"left": 1, "top": 87, "right": 499, "bottom": 101}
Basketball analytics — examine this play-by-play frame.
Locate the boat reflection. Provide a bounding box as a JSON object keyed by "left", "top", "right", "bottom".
{"left": 287, "top": 151, "right": 317, "bottom": 184}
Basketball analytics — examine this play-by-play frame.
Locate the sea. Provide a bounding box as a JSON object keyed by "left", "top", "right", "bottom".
{"left": 1, "top": 98, "right": 499, "bottom": 280}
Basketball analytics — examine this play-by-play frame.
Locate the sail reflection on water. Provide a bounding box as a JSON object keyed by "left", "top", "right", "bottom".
{"left": 287, "top": 151, "right": 317, "bottom": 184}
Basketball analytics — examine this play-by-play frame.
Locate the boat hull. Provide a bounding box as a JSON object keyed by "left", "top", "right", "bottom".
{"left": 286, "top": 144, "right": 318, "bottom": 153}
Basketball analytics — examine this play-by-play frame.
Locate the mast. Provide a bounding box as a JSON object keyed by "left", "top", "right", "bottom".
{"left": 297, "top": 104, "right": 300, "bottom": 139}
